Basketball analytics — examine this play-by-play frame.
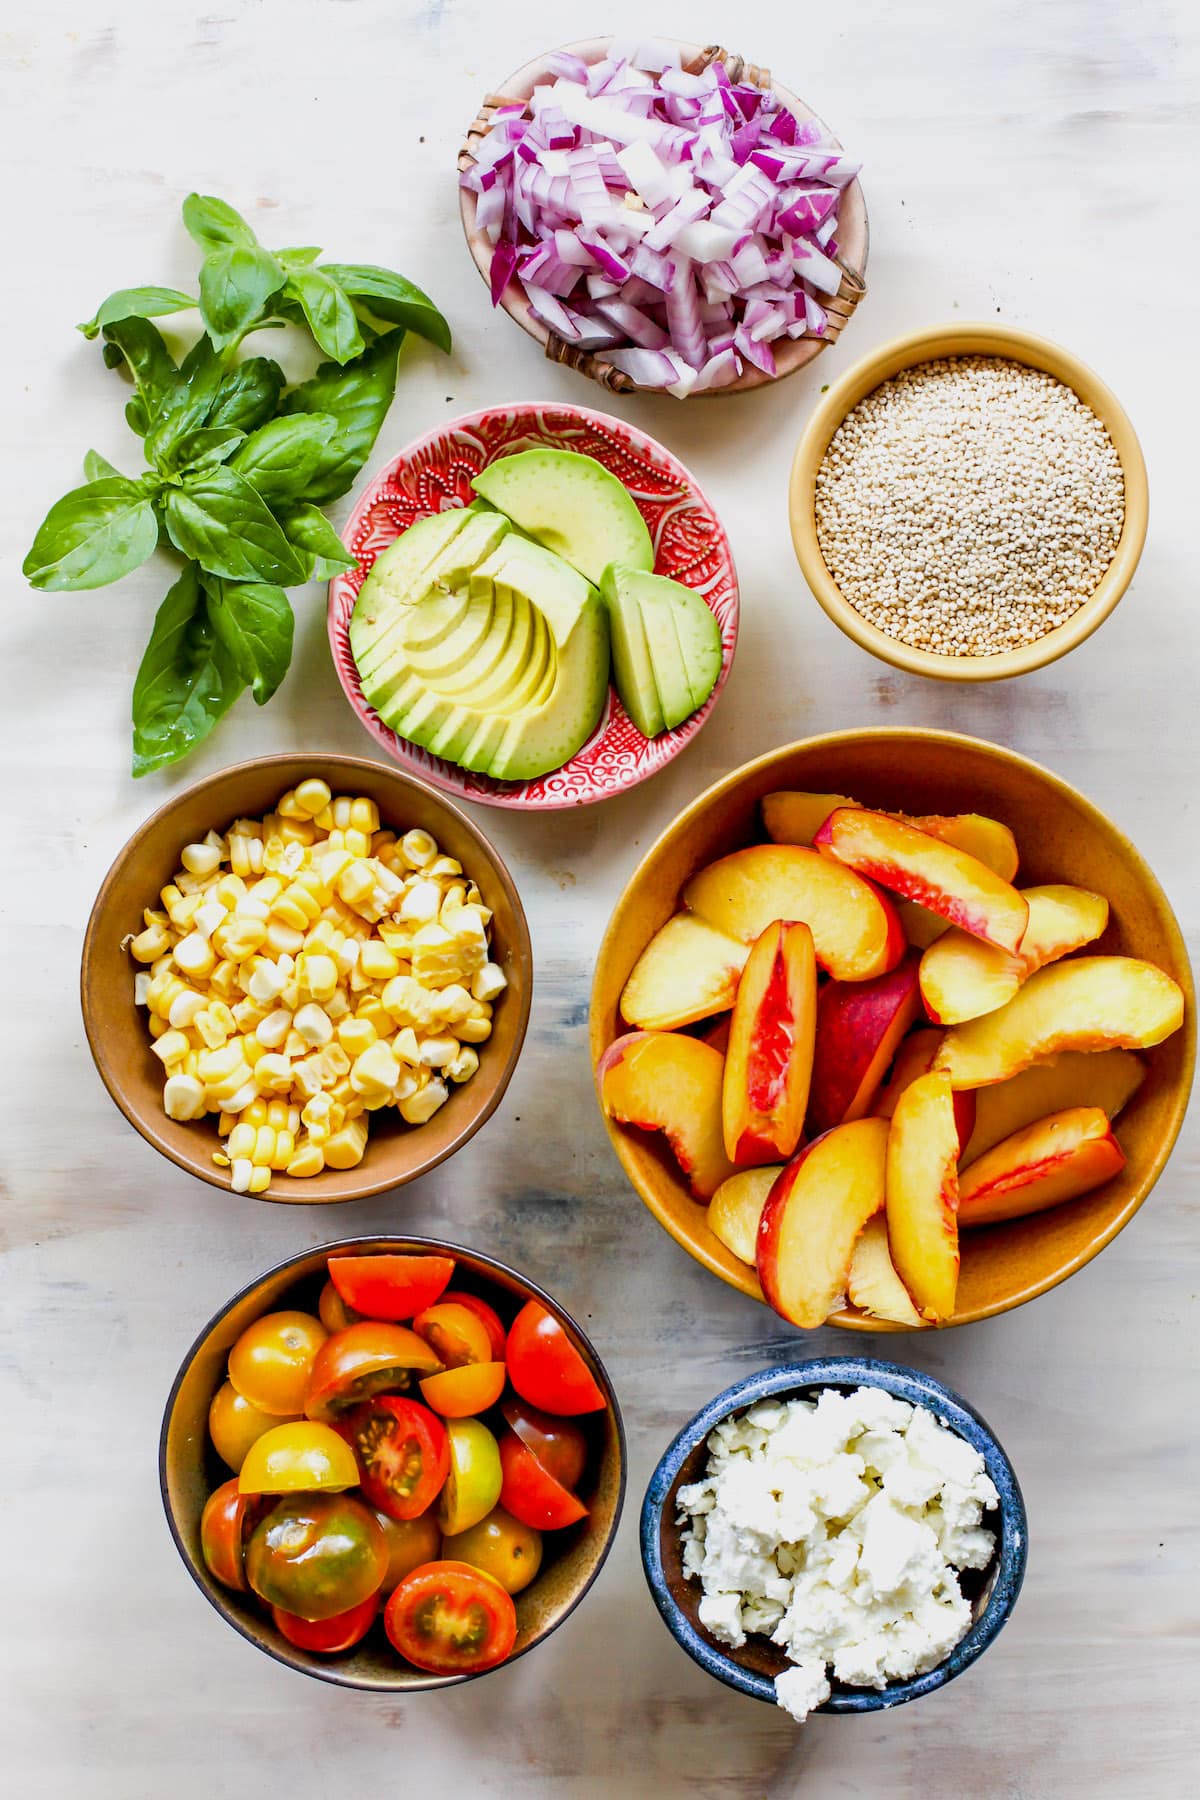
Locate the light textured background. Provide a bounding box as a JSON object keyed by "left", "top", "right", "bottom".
{"left": 2, "top": 2, "right": 1196, "bottom": 1794}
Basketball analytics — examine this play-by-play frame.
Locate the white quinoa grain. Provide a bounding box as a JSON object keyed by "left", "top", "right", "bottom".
{"left": 813, "top": 357, "right": 1125, "bottom": 657}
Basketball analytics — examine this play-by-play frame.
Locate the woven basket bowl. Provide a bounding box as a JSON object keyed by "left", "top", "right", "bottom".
{"left": 458, "top": 37, "right": 868, "bottom": 397}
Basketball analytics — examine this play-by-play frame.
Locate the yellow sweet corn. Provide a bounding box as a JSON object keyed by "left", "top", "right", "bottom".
{"left": 324, "top": 1117, "right": 368, "bottom": 1170}
{"left": 130, "top": 923, "right": 172, "bottom": 963}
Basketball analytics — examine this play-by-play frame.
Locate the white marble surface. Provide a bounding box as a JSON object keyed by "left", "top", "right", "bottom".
{"left": 2, "top": 2, "right": 1197, "bottom": 1794}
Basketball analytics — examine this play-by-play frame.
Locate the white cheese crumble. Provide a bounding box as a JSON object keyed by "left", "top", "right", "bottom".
{"left": 677, "top": 1385, "right": 999, "bottom": 1723}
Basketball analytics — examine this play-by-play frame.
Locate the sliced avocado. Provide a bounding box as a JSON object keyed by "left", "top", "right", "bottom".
{"left": 607, "top": 566, "right": 722, "bottom": 727}
{"left": 470, "top": 449, "right": 653, "bottom": 586}
{"left": 360, "top": 582, "right": 498, "bottom": 717}
{"left": 349, "top": 508, "right": 474, "bottom": 666}
{"left": 637, "top": 595, "right": 694, "bottom": 731}
{"left": 600, "top": 564, "right": 665, "bottom": 737}
{"left": 486, "top": 590, "right": 609, "bottom": 781}
{"left": 352, "top": 509, "right": 510, "bottom": 677}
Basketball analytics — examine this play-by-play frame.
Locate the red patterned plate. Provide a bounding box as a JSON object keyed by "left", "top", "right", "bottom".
{"left": 327, "top": 402, "right": 739, "bottom": 810}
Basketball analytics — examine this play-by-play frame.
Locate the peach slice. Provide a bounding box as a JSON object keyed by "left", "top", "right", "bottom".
{"left": 847, "top": 1216, "right": 925, "bottom": 1327}
{"left": 763, "top": 793, "right": 1019, "bottom": 882}
{"left": 873, "top": 1028, "right": 977, "bottom": 1152}
{"left": 885, "top": 1070, "right": 960, "bottom": 1324}
{"left": 722, "top": 921, "right": 817, "bottom": 1165}
{"left": 806, "top": 952, "right": 921, "bottom": 1136}
{"left": 762, "top": 790, "right": 858, "bottom": 846}
{"left": 958, "top": 1107, "right": 1126, "bottom": 1228}
{"left": 815, "top": 808, "right": 1029, "bottom": 953}
{"left": 683, "top": 843, "right": 904, "bottom": 982}
{"left": 756, "top": 1117, "right": 889, "bottom": 1328}
{"left": 920, "top": 884, "right": 1110, "bottom": 1026}
{"left": 962, "top": 1048, "right": 1144, "bottom": 1164}
{"left": 934, "top": 957, "right": 1185, "bottom": 1089}
{"left": 598, "top": 1030, "right": 736, "bottom": 1199}
{"left": 709, "top": 1166, "right": 781, "bottom": 1265}
{"left": 620, "top": 913, "right": 749, "bottom": 1030}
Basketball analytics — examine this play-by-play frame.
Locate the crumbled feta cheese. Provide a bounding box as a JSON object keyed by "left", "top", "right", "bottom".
{"left": 677, "top": 1385, "right": 999, "bottom": 1725}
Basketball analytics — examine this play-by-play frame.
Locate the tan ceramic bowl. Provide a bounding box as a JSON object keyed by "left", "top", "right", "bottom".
{"left": 82, "top": 754, "right": 532, "bottom": 1204}
{"left": 789, "top": 323, "right": 1149, "bottom": 680}
{"left": 589, "top": 729, "right": 1194, "bottom": 1329}
{"left": 160, "top": 1235, "right": 626, "bottom": 1689}
{"left": 459, "top": 38, "right": 868, "bottom": 397}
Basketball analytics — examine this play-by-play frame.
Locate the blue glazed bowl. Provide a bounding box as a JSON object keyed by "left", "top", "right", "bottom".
{"left": 641, "top": 1358, "right": 1027, "bottom": 1715}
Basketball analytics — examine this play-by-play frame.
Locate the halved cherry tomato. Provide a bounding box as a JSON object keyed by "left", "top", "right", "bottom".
{"left": 375, "top": 1509, "right": 442, "bottom": 1594}
{"left": 501, "top": 1398, "right": 587, "bottom": 1489}
{"left": 440, "top": 1289, "right": 507, "bottom": 1360}
{"left": 413, "top": 1302, "right": 492, "bottom": 1370}
{"left": 338, "top": 1397, "right": 449, "bottom": 1521}
{"left": 228, "top": 1311, "right": 327, "bottom": 1416}
{"left": 442, "top": 1506, "right": 543, "bottom": 1596}
{"left": 200, "top": 1478, "right": 267, "bottom": 1591}
{"left": 419, "top": 1362, "right": 507, "bottom": 1419}
{"left": 498, "top": 1431, "right": 588, "bottom": 1531}
{"left": 246, "top": 1493, "right": 388, "bottom": 1621}
{"left": 505, "top": 1302, "right": 606, "bottom": 1416}
{"left": 238, "top": 1421, "right": 360, "bottom": 1495}
{"left": 437, "top": 1417, "right": 503, "bottom": 1535}
{"left": 318, "top": 1279, "right": 360, "bottom": 1333}
{"left": 271, "top": 1589, "right": 379, "bottom": 1654}
{"left": 209, "top": 1381, "right": 296, "bottom": 1473}
{"left": 384, "top": 1560, "right": 517, "bottom": 1675}
{"left": 327, "top": 1254, "right": 455, "bottom": 1322}
{"left": 304, "top": 1322, "right": 442, "bottom": 1422}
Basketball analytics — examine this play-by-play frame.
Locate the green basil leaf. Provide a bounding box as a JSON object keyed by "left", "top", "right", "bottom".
{"left": 163, "top": 466, "right": 305, "bottom": 585}
{"left": 182, "top": 193, "right": 259, "bottom": 253}
{"left": 83, "top": 449, "right": 124, "bottom": 481}
{"left": 132, "top": 563, "right": 243, "bottom": 775}
{"left": 277, "top": 246, "right": 323, "bottom": 270}
{"left": 169, "top": 425, "right": 246, "bottom": 474}
{"left": 285, "top": 266, "right": 364, "bottom": 364}
{"left": 199, "top": 244, "right": 287, "bottom": 350}
{"left": 101, "top": 318, "right": 180, "bottom": 421}
{"left": 125, "top": 395, "right": 149, "bottom": 436}
{"left": 320, "top": 264, "right": 451, "bottom": 353}
{"left": 280, "top": 332, "right": 402, "bottom": 504}
{"left": 24, "top": 479, "right": 159, "bottom": 591}
{"left": 78, "top": 286, "right": 195, "bottom": 340}
{"left": 276, "top": 502, "right": 358, "bottom": 579}
{"left": 206, "top": 356, "right": 285, "bottom": 433}
{"left": 202, "top": 573, "right": 294, "bottom": 704}
{"left": 143, "top": 334, "right": 227, "bottom": 463}
{"left": 227, "top": 412, "right": 338, "bottom": 503}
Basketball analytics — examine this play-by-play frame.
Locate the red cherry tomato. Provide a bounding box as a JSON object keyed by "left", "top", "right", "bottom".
{"left": 501, "top": 1398, "right": 587, "bottom": 1489}
{"left": 498, "top": 1431, "right": 588, "bottom": 1531}
{"left": 439, "top": 1289, "right": 507, "bottom": 1360}
{"left": 338, "top": 1396, "right": 449, "bottom": 1521}
{"left": 304, "top": 1322, "right": 441, "bottom": 1422}
{"left": 271, "top": 1589, "right": 380, "bottom": 1654}
{"left": 384, "top": 1560, "right": 517, "bottom": 1675}
{"left": 200, "top": 1479, "right": 266, "bottom": 1591}
{"left": 413, "top": 1302, "right": 492, "bottom": 1369}
{"left": 505, "top": 1302, "right": 606, "bottom": 1415}
{"left": 327, "top": 1255, "right": 454, "bottom": 1322}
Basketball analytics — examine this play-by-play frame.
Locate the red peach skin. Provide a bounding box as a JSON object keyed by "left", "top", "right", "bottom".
{"left": 764, "top": 792, "right": 1019, "bottom": 882}
{"left": 598, "top": 1030, "right": 736, "bottom": 1199}
{"left": 962, "top": 1048, "right": 1144, "bottom": 1164}
{"left": 873, "top": 1027, "right": 976, "bottom": 1153}
{"left": 806, "top": 952, "right": 921, "bottom": 1137}
{"left": 885, "top": 1070, "right": 960, "bottom": 1324}
{"left": 958, "top": 1107, "right": 1126, "bottom": 1227}
{"left": 620, "top": 913, "right": 749, "bottom": 1030}
{"left": 815, "top": 808, "right": 1029, "bottom": 954}
{"left": 683, "top": 843, "right": 904, "bottom": 981}
{"left": 934, "top": 957, "right": 1185, "bottom": 1089}
{"left": 756, "top": 1117, "right": 889, "bottom": 1328}
{"left": 919, "top": 884, "right": 1110, "bottom": 1026}
{"left": 722, "top": 921, "right": 817, "bottom": 1165}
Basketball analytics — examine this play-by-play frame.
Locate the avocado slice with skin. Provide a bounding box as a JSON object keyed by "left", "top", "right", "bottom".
{"left": 486, "top": 589, "right": 609, "bottom": 781}
{"left": 600, "top": 564, "right": 666, "bottom": 737}
{"left": 636, "top": 595, "right": 694, "bottom": 731}
{"left": 360, "top": 583, "right": 498, "bottom": 717}
{"left": 470, "top": 449, "right": 653, "bottom": 587}
{"left": 606, "top": 565, "right": 723, "bottom": 726}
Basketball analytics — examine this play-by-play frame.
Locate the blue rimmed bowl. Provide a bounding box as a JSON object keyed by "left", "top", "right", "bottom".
{"left": 641, "top": 1358, "right": 1027, "bottom": 1715}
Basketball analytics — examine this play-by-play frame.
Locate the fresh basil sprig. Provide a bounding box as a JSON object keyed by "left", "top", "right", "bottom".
{"left": 25, "top": 190, "right": 450, "bottom": 775}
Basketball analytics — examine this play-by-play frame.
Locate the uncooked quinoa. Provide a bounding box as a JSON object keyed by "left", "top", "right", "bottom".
{"left": 813, "top": 356, "right": 1125, "bottom": 656}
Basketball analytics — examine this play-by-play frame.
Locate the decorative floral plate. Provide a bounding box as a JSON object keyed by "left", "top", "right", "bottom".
{"left": 327, "top": 402, "right": 739, "bottom": 810}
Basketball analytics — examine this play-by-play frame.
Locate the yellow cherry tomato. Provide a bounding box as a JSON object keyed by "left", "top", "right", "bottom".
{"left": 209, "top": 1381, "right": 297, "bottom": 1473}
{"left": 237, "top": 1421, "right": 359, "bottom": 1496}
{"left": 228, "top": 1311, "right": 328, "bottom": 1415}
{"left": 436, "top": 1417, "right": 502, "bottom": 1535}
{"left": 442, "top": 1506, "right": 543, "bottom": 1595}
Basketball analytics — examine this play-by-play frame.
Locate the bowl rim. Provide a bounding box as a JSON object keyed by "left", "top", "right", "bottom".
{"left": 325, "top": 398, "right": 740, "bottom": 810}
{"left": 640, "top": 1356, "right": 1028, "bottom": 1713}
{"left": 80, "top": 751, "right": 533, "bottom": 1202}
{"left": 589, "top": 726, "right": 1197, "bottom": 1326}
{"left": 788, "top": 320, "right": 1150, "bottom": 681}
{"left": 457, "top": 35, "right": 870, "bottom": 398}
{"left": 159, "top": 1232, "right": 628, "bottom": 1691}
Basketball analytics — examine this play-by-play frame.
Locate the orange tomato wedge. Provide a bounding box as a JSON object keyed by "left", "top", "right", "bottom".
{"left": 419, "top": 1362, "right": 508, "bottom": 1419}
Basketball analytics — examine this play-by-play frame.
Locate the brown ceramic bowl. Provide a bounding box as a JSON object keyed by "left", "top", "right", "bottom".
{"left": 589, "top": 728, "right": 1195, "bottom": 1329}
{"left": 159, "top": 1235, "right": 626, "bottom": 1689}
{"left": 82, "top": 753, "right": 532, "bottom": 1204}
{"left": 459, "top": 38, "right": 868, "bottom": 397}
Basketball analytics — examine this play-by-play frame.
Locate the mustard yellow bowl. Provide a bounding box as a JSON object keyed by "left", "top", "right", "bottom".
{"left": 788, "top": 323, "right": 1149, "bottom": 681}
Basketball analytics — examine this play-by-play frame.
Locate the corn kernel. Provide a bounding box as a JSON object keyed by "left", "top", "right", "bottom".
{"left": 472, "top": 962, "right": 508, "bottom": 1003}
{"left": 399, "top": 1078, "right": 448, "bottom": 1126}
{"left": 217, "top": 1112, "right": 236, "bottom": 1137}
{"left": 209, "top": 959, "right": 238, "bottom": 998}
{"left": 214, "top": 916, "right": 268, "bottom": 963}
{"left": 168, "top": 988, "right": 206, "bottom": 1030}
{"left": 400, "top": 828, "right": 436, "bottom": 869}
{"left": 446, "top": 1046, "right": 480, "bottom": 1084}
{"left": 248, "top": 1165, "right": 272, "bottom": 1195}
{"left": 455, "top": 1011, "right": 493, "bottom": 1045}
{"left": 350, "top": 1040, "right": 401, "bottom": 1096}
{"left": 134, "top": 971, "right": 152, "bottom": 1007}
{"left": 410, "top": 923, "right": 461, "bottom": 987}
{"left": 222, "top": 1079, "right": 260, "bottom": 1115}
{"left": 163, "top": 1072, "right": 207, "bottom": 1119}
{"left": 243, "top": 1098, "right": 269, "bottom": 1129}
{"left": 255, "top": 1008, "right": 292, "bottom": 1049}
{"left": 336, "top": 859, "right": 377, "bottom": 912}
{"left": 337, "top": 1017, "right": 377, "bottom": 1059}
{"left": 227, "top": 1122, "right": 256, "bottom": 1160}
{"left": 294, "top": 1002, "right": 333, "bottom": 1048}
{"left": 255, "top": 1053, "right": 294, "bottom": 1094}
{"left": 286, "top": 1139, "right": 325, "bottom": 1177}
{"left": 242, "top": 1037, "right": 266, "bottom": 1069}
{"left": 416, "top": 1034, "right": 458, "bottom": 1069}
{"left": 265, "top": 919, "right": 305, "bottom": 958}
{"left": 269, "top": 1129, "right": 295, "bottom": 1170}
{"left": 181, "top": 842, "right": 222, "bottom": 878}
{"left": 294, "top": 778, "right": 332, "bottom": 818}
{"left": 394, "top": 1026, "right": 421, "bottom": 1064}
{"left": 148, "top": 1014, "right": 168, "bottom": 1039}
{"left": 174, "top": 932, "right": 217, "bottom": 978}
{"left": 194, "top": 1008, "right": 230, "bottom": 1050}
{"left": 431, "top": 983, "right": 474, "bottom": 1024}
{"left": 130, "top": 924, "right": 172, "bottom": 963}
{"left": 324, "top": 1117, "right": 369, "bottom": 1170}
{"left": 300, "top": 953, "right": 339, "bottom": 1003}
